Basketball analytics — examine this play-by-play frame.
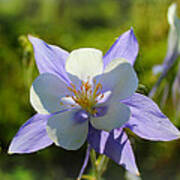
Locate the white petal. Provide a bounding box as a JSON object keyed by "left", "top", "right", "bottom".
{"left": 30, "top": 73, "right": 68, "bottom": 114}
{"left": 168, "top": 3, "right": 177, "bottom": 26}
{"left": 95, "top": 58, "right": 138, "bottom": 100}
{"left": 97, "top": 91, "right": 112, "bottom": 104}
{"left": 90, "top": 102, "right": 130, "bottom": 132}
{"left": 61, "top": 96, "right": 76, "bottom": 105}
{"left": 47, "top": 109, "right": 89, "bottom": 150}
{"left": 65, "top": 48, "right": 103, "bottom": 81}
{"left": 166, "top": 3, "right": 180, "bottom": 57}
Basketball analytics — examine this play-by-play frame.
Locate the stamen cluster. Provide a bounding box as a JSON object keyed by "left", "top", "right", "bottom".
{"left": 66, "top": 79, "right": 104, "bottom": 114}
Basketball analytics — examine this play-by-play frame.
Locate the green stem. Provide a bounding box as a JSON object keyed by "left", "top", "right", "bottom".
{"left": 90, "top": 149, "right": 100, "bottom": 180}
{"left": 90, "top": 149, "right": 109, "bottom": 180}
{"left": 81, "top": 175, "right": 95, "bottom": 180}
{"left": 98, "top": 156, "right": 109, "bottom": 177}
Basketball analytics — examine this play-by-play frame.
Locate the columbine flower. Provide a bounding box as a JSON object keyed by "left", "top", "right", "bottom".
{"left": 150, "top": 3, "right": 180, "bottom": 97}
{"left": 8, "top": 29, "right": 180, "bottom": 175}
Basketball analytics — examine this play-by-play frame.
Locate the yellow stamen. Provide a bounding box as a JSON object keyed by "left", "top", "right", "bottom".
{"left": 61, "top": 79, "right": 104, "bottom": 115}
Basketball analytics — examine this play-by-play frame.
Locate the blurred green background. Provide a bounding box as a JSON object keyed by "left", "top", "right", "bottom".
{"left": 0, "top": 0, "right": 180, "bottom": 179}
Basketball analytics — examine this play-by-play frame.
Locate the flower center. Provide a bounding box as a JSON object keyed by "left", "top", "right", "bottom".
{"left": 65, "top": 79, "right": 104, "bottom": 114}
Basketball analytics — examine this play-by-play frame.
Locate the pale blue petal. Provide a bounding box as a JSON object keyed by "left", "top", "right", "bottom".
{"left": 30, "top": 73, "right": 68, "bottom": 114}
{"left": 122, "top": 93, "right": 180, "bottom": 141}
{"left": 103, "top": 28, "right": 139, "bottom": 68}
{"left": 8, "top": 114, "right": 53, "bottom": 154}
{"left": 28, "top": 35, "right": 70, "bottom": 83}
{"left": 47, "top": 109, "right": 89, "bottom": 150}
{"left": 90, "top": 102, "right": 130, "bottom": 132}
{"left": 88, "top": 125, "right": 140, "bottom": 175}
{"left": 95, "top": 59, "right": 138, "bottom": 100}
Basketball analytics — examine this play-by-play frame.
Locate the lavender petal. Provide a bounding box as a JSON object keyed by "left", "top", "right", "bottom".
{"left": 88, "top": 125, "right": 139, "bottom": 175}
{"left": 122, "top": 93, "right": 180, "bottom": 141}
{"left": 103, "top": 28, "right": 139, "bottom": 68}
{"left": 28, "top": 35, "right": 70, "bottom": 83}
{"left": 8, "top": 114, "right": 53, "bottom": 154}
